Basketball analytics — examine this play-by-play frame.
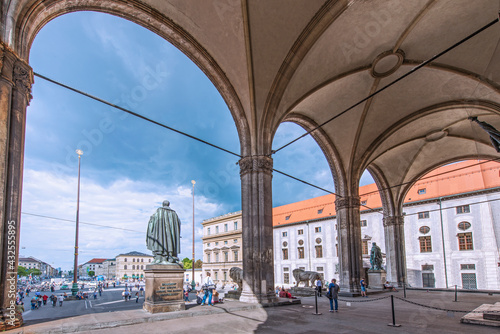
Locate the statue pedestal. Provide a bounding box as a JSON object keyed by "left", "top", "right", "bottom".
{"left": 225, "top": 290, "right": 241, "bottom": 300}
{"left": 368, "top": 270, "right": 386, "bottom": 289}
{"left": 143, "top": 264, "right": 185, "bottom": 313}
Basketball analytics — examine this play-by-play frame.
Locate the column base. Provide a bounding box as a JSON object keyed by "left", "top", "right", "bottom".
{"left": 239, "top": 291, "right": 277, "bottom": 304}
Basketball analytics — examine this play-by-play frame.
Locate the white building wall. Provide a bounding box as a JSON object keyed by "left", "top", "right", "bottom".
{"left": 273, "top": 191, "right": 500, "bottom": 290}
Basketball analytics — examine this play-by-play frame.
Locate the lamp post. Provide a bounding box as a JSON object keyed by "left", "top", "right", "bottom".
{"left": 71, "top": 149, "right": 83, "bottom": 296}
{"left": 191, "top": 180, "right": 196, "bottom": 290}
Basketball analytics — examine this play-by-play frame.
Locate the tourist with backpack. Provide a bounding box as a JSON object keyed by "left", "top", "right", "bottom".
{"left": 327, "top": 278, "right": 340, "bottom": 312}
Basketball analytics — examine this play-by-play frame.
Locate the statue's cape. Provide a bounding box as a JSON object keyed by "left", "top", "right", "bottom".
{"left": 146, "top": 207, "right": 181, "bottom": 255}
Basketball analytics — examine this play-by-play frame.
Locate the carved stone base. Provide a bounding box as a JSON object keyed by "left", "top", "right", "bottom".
{"left": 368, "top": 270, "right": 387, "bottom": 289}
{"left": 225, "top": 290, "right": 241, "bottom": 300}
{"left": 143, "top": 264, "right": 185, "bottom": 313}
{"left": 289, "top": 287, "right": 316, "bottom": 297}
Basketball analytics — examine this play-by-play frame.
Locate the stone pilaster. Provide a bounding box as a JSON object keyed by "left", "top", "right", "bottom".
{"left": 383, "top": 215, "right": 407, "bottom": 287}
{"left": 238, "top": 155, "right": 277, "bottom": 304}
{"left": 0, "top": 41, "right": 33, "bottom": 330}
{"left": 335, "top": 196, "right": 362, "bottom": 294}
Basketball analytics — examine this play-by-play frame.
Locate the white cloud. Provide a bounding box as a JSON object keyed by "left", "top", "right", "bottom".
{"left": 20, "top": 168, "right": 223, "bottom": 270}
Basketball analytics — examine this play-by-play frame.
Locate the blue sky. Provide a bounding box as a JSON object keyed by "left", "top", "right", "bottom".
{"left": 21, "top": 12, "right": 373, "bottom": 271}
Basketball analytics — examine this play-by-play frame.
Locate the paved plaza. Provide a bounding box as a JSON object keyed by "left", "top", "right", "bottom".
{"left": 4, "top": 290, "right": 499, "bottom": 333}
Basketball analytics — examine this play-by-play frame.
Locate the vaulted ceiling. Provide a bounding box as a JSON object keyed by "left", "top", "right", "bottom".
{"left": 3, "top": 0, "right": 500, "bottom": 205}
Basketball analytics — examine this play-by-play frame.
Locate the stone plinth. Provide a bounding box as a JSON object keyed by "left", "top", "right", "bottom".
{"left": 225, "top": 290, "right": 241, "bottom": 300}
{"left": 368, "top": 270, "right": 386, "bottom": 289}
{"left": 289, "top": 287, "right": 316, "bottom": 297}
{"left": 143, "top": 264, "right": 185, "bottom": 313}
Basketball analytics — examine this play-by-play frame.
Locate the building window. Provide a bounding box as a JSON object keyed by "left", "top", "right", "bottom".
{"left": 124, "top": 265, "right": 127, "bottom": 270}
{"left": 215, "top": 253, "right": 219, "bottom": 262}
{"left": 284, "top": 273, "right": 289, "bottom": 284}
{"left": 419, "top": 226, "right": 430, "bottom": 234}
{"left": 133, "top": 258, "right": 135, "bottom": 262}
{"left": 224, "top": 224, "right": 228, "bottom": 232}
{"left": 124, "top": 258, "right": 127, "bottom": 262}
{"left": 456, "top": 205, "right": 470, "bottom": 214}
{"left": 458, "top": 221, "right": 471, "bottom": 231}
{"left": 298, "top": 229, "right": 304, "bottom": 235}
{"left": 418, "top": 211, "right": 429, "bottom": 219}
{"left": 283, "top": 267, "right": 289, "bottom": 272}
{"left": 224, "top": 240, "right": 228, "bottom": 245}
{"left": 234, "top": 239, "right": 237, "bottom": 243}
{"left": 132, "top": 265, "right": 135, "bottom": 270}
{"left": 460, "top": 264, "right": 475, "bottom": 270}
{"left": 317, "top": 267, "right": 324, "bottom": 272}
{"left": 318, "top": 209, "right": 323, "bottom": 214}
{"left": 315, "top": 238, "right": 322, "bottom": 244}
{"left": 215, "top": 242, "right": 219, "bottom": 246}
{"left": 207, "top": 254, "right": 211, "bottom": 263}
{"left": 422, "top": 273, "right": 435, "bottom": 288}
{"left": 421, "top": 264, "right": 434, "bottom": 271}
{"left": 207, "top": 227, "right": 211, "bottom": 235}
{"left": 207, "top": 243, "right": 211, "bottom": 247}
{"left": 149, "top": 259, "right": 151, "bottom": 262}
{"left": 335, "top": 244, "right": 338, "bottom": 256}
{"left": 224, "top": 252, "right": 228, "bottom": 262}
{"left": 282, "top": 231, "right": 287, "bottom": 237}
{"left": 283, "top": 241, "right": 288, "bottom": 247}
{"left": 418, "top": 188, "right": 426, "bottom": 194}
{"left": 315, "top": 245, "right": 323, "bottom": 258}
{"left": 282, "top": 249, "right": 288, "bottom": 260}
{"left": 419, "top": 236, "right": 432, "bottom": 253}
{"left": 361, "top": 200, "right": 367, "bottom": 205}
{"left": 215, "top": 272, "right": 218, "bottom": 280}
{"left": 233, "top": 250, "right": 238, "bottom": 261}
{"left": 216, "top": 226, "right": 219, "bottom": 234}
{"left": 285, "top": 215, "right": 291, "bottom": 220}
{"left": 141, "top": 265, "right": 144, "bottom": 269}
{"left": 458, "top": 232, "right": 473, "bottom": 250}
{"left": 360, "top": 220, "right": 367, "bottom": 227}
{"left": 362, "top": 240, "right": 368, "bottom": 255}
{"left": 298, "top": 247, "right": 305, "bottom": 259}
{"left": 298, "top": 239, "right": 304, "bottom": 245}
{"left": 234, "top": 221, "right": 238, "bottom": 230}
{"left": 462, "top": 273, "right": 477, "bottom": 289}
{"left": 315, "top": 227, "right": 321, "bottom": 233}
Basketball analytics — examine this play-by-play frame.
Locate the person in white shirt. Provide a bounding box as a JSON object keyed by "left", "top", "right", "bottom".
{"left": 201, "top": 272, "right": 215, "bottom": 306}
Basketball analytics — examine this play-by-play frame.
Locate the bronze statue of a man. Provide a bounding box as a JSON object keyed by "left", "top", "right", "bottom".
{"left": 369, "top": 242, "right": 383, "bottom": 271}
{"left": 146, "top": 200, "right": 181, "bottom": 264}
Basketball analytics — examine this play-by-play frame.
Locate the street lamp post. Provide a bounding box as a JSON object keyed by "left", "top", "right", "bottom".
{"left": 71, "top": 149, "right": 83, "bottom": 296}
{"left": 191, "top": 180, "right": 196, "bottom": 290}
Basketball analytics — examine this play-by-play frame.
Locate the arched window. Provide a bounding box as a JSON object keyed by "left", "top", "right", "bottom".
{"left": 419, "top": 226, "right": 430, "bottom": 234}
{"left": 124, "top": 265, "right": 127, "bottom": 270}
{"left": 133, "top": 258, "right": 135, "bottom": 262}
{"left": 132, "top": 265, "right": 135, "bottom": 270}
{"left": 124, "top": 258, "right": 127, "bottom": 262}
{"left": 458, "top": 222, "right": 471, "bottom": 231}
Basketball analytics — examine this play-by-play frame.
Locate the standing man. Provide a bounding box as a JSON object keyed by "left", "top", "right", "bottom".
{"left": 315, "top": 278, "right": 323, "bottom": 297}
{"left": 360, "top": 278, "right": 367, "bottom": 297}
{"left": 328, "top": 279, "right": 340, "bottom": 312}
{"left": 58, "top": 294, "right": 64, "bottom": 307}
{"left": 201, "top": 272, "right": 215, "bottom": 306}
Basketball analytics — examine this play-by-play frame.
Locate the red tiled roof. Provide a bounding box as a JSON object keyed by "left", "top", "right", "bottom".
{"left": 273, "top": 161, "right": 500, "bottom": 226}
{"left": 86, "top": 258, "right": 107, "bottom": 264}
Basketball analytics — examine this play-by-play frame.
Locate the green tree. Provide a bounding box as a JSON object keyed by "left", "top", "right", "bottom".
{"left": 28, "top": 268, "right": 41, "bottom": 276}
{"left": 88, "top": 271, "right": 95, "bottom": 277}
{"left": 182, "top": 257, "right": 193, "bottom": 269}
{"left": 17, "top": 266, "right": 28, "bottom": 277}
{"left": 194, "top": 259, "right": 203, "bottom": 269}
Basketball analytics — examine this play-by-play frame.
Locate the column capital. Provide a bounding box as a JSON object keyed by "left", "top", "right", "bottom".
{"left": 13, "top": 61, "right": 33, "bottom": 103}
{"left": 238, "top": 155, "right": 273, "bottom": 176}
{"left": 383, "top": 215, "right": 405, "bottom": 227}
{"left": 335, "top": 196, "right": 360, "bottom": 210}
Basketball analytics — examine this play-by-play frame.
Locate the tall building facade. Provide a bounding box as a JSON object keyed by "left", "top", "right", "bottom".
{"left": 201, "top": 211, "right": 243, "bottom": 285}
{"left": 115, "top": 251, "right": 153, "bottom": 280}
{"left": 273, "top": 162, "right": 500, "bottom": 290}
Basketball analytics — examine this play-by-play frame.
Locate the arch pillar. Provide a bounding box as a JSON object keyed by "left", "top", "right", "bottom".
{"left": 238, "top": 155, "right": 277, "bottom": 304}
{"left": 383, "top": 215, "right": 407, "bottom": 287}
{"left": 0, "top": 41, "right": 33, "bottom": 330}
{"left": 335, "top": 196, "right": 362, "bottom": 294}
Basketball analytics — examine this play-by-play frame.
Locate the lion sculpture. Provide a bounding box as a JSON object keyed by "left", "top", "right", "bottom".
{"left": 229, "top": 267, "right": 243, "bottom": 292}
{"left": 292, "top": 268, "right": 322, "bottom": 287}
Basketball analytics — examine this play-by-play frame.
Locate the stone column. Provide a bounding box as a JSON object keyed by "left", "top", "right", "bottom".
{"left": 238, "top": 155, "right": 277, "bottom": 304}
{"left": 0, "top": 42, "right": 33, "bottom": 330}
{"left": 383, "top": 215, "right": 407, "bottom": 287}
{"left": 335, "top": 196, "right": 362, "bottom": 294}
